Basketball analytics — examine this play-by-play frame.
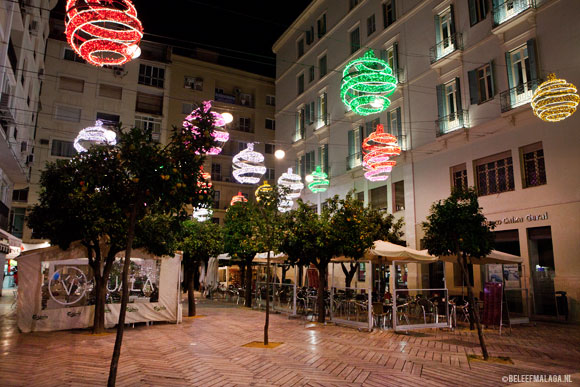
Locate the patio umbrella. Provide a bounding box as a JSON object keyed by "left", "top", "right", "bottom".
{"left": 368, "top": 241, "right": 438, "bottom": 263}
{"left": 430, "top": 250, "right": 523, "bottom": 265}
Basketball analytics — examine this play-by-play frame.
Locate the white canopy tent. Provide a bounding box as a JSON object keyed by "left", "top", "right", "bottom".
{"left": 433, "top": 250, "right": 523, "bottom": 265}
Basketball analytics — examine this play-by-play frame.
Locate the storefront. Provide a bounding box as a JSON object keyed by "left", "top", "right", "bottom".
{"left": 0, "top": 228, "right": 22, "bottom": 296}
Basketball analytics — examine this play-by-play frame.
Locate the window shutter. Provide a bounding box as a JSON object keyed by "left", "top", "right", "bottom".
{"left": 310, "top": 101, "right": 315, "bottom": 123}
{"left": 489, "top": 60, "right": 496, "bottom": 97}
{"left": 392, "top": 0, "right": 397, "bottom": 23}
{"left": 505, "top": 51, "right": 514, "bottom": 89}
{"left": 358, "top": 126, "right": 363, "bottom": 153}
{"left": 436, "top": 84, "right": 446, "bottom": 118}
{"left": 300, "top": 155, "right": 306, "bottom": 177}
{"left": 468, "top": 69, "right": 479, "bottom": 104}
{"left": 348, "top": 130, "right": 355, "bottom": 156}
{"left": 386, "top": 110, "right": 392, "bottom": 133}
{"left": 527, "top": 39, "right": 538, "bottom": 83}
{"left": 393, "top": 42, "right": 399, "bottom": 76}
{"left": 323, "top": 144, "right": 329, "bottom": 174}
{"left": 434, "top": 15, "right": 441, "bottom": 43}
{"left": 295, "top": 111, "right": 300, "bottom": 139}
{"left": 468, "top": 0, "right": 477, "bottom": 26}
{"left": 455, "top": 77, "right": 463, "bottom": 113}
{"left": 396, "top": 107, "right": 402, "bottom": 138}
{"left": 382, "top": 3, "right": 388, "bottom": 28}
{"left": 449, "top": 5, "right": 456, "bottom": 35}
{"left": 305, "top": 103, "right": 311, "bottom": 124}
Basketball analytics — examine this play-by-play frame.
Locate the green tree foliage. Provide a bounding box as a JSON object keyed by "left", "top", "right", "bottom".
{"left": 422, "top": 187, "right": 494, "bottom": 359}
{"left": 179, "top": 219, "right": 223, "bottom": 316}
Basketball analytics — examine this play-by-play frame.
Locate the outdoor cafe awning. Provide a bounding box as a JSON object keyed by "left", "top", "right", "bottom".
{"left": 426, "top": 250, "right": 523, "bottom": 265}
{"left": 332, "top": 241, "right": 438, "bottom": 264}
{"left": 253, "top": 251, "right": 287, "bottom": 264}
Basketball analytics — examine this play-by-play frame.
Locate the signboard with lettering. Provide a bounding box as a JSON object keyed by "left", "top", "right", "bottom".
{"left": 486, "top": 212, "right": 548, "bottom": 227}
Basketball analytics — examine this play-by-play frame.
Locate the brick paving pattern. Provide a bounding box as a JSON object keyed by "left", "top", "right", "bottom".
{"left": 1, "top": 294, "right": 579, "bottom": 386}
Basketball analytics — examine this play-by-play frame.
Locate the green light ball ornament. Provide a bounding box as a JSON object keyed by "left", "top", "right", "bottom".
{"left": 308, "top": 166, "right": 329, "bottom": 194}
{"left": 341, "top": 50, "right": 397, "bottom": 116}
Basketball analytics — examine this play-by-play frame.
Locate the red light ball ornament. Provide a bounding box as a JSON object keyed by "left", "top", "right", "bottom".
{"left": 362, "top": 124, "right": 401, "bottom": 181}
{"left": 65, "top": 0, "right": 144, "bottom": 67}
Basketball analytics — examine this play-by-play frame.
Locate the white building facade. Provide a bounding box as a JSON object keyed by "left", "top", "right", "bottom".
{"left": 274, "top": 0, "right": 580, "bottom": 321}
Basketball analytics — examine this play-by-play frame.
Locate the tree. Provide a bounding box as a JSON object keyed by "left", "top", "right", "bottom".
{"left": 222, "top": 201, "right": 262, "bottom": 308}
{"left": 180, "top": 219, "right": 223, "bottom": 316}
{"left": 422, "top": 187, "right": 495, "bottom": 360}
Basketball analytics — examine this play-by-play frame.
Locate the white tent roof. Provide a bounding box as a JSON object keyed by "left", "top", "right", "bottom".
{"left": 216, "top": 253, "right": 231, "bottom": 260}
{"left": 253, "top": 251, "right": 287, "bottom": 264}
{"left": 433, "top": 249, "right": 523, "bottom": 265}
{"left": 369, "top": 241, "right": 438, "bottom": 262}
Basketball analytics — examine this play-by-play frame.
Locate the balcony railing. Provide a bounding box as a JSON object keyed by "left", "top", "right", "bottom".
{"left": 430, "top": 33, "right": 463, "bottom": 64}
{"left": 500, "top": 79, "right": 540, "bottom": 113}
{"left": 315, "top": 113, "right": 330, "bottom": 130}
{"left": 493, "top": 0, "right": 535, "bottom": 27}
{"left": 214, "top": 92, "right": 255, "bottom": 108}
{"left": 436, "top": 110, "right": 469, "bottom": 137}
{"left": 346, "top": 152, "right": 363, "bottom": 171}
{"left": 293, "top": 127, "right": 305, "bottom": 143}
{"left": 0, "top": 93, "right": 16, "bottom": 123}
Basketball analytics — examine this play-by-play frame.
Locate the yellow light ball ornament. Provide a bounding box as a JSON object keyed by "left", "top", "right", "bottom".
{"left": 531, "top": 73, "right": 580, "bottom": 122}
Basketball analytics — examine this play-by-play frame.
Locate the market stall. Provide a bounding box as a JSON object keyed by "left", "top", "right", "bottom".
{"left": 16, "top": 243, "right": 182, "bottom": 333}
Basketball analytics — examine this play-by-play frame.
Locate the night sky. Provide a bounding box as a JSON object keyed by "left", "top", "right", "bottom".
{"left": 56, "top": 0, "right": 313, "bottom": 77}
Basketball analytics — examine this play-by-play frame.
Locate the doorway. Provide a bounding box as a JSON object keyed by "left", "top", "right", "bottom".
{"left": 528, "top": 226, "right": 556, "bottom": 316}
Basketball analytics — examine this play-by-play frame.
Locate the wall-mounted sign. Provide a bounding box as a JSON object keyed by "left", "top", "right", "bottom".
{"left": 487, "top": 212, "right": 548, "bottom": 227}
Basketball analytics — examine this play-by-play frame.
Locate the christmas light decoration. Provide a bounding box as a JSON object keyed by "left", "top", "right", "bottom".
{"left": 277, "top": 168, "right": 303, "bottom": 199}
{"left": 278, "top": 199, "right": 293, "bottom": 213}
{"left": 362, "top": 124, "right": 401, "bottom": 181}
{"left": 531, "top": 73, "right": 580, "bottom": 122}
{"left": 308, "top": 166, "right": 329, "bottom": 193}
{"left": 255, "top": 180, "right": 272, "bottom": 202}
{"left": 74, "top": 120, "right": 117, "bottom": 153}
{"left": 65, "top": 0, "right": 144, "bottom": 67}
{"left": 230, "top": 192, "right": 248, "bottom": 206}
{"left": 340, "top": 50, "right": 397, "bottom": 116}
{"left": 232, "top": 143, "right": 266, "bottom": 184}
{"left": 192, "top": 207, "right": 212, "bottom": 222}
{"left": 183, "top": 104, "right": 230, "bottom": 155}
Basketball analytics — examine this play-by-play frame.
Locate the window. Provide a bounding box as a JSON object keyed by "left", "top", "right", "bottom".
{"left": 349, "top": 0, "right": 360, "bottom": 10}
{"left": 347, "top": 126, "right": 363, "bottom": 169}
{"left": 309, "top": 66, "right": 315, "bottom": 82}
{"left": 99, "top": 84, "right": 122, "bottom": 99}
{"left": 184, "top": 76, "right": 203, "bottom": 91}
{"left": 383, "top": 0, "right": 396, "bottom": 28}
{"left": 504, "top": 40, "right": 538, "bottom": 110}
{"left": 367, "top": 15, "right": 376, "bottom": 36}
{"left": 433, "top": 6, "right": 457, "bottom": 61}
{"left": 493, "top": 0, "right": 534, "bottom": 26}
{"left": 295, "top": 107, "right": 305, "bottom": 142}
{"left": 211, "top": 163, "right": 222, "bottom": 181}
{"left": 450, "top": 163, "right": 468, "bottom": 191}
{"left": 520, "top": 142, "right": 546, "bottom": 188}
{"left": 316, "top": 92, "right": 328, "bottom": 128}
{"left": 135, "top": 115, "right": 162, "bottom": 139}
{"left": 265, "top": 118, "right": 275, "bottom": 130}
{"left": 265, "top": 168, "right": 276, "bottom": 180}
{"left": 386, "top": 107, "right": 401, "bottom": 139}
{"left": 211, "top": 218, "right": 220, "bottom": 225}
{"left": 475, "top": 151, "right": 515, "bottom": 196}
{"left": 364, "top": 118, "right": 380, "bottom": 137}
{"left": 393, "top": 181, "right": 405, "bottom": 211}
{"left": 358, "top": 263, "right": 366, "bottom": 281}
{"left": 370, "top": 185, "right": 388, "bottom": 210}
{"left": 213, "top": 191, "right": 220, "bottom": 209}
{"left": 297, "top": 73, "right": 305, "bottom": 95}
{"left": 318, "top": 144, "right": 329, "bottom": 174}
{"left": 54, "top": 105, "right": 81, "bottom": 122}
{"left": 136, "top": 92, "right": 163, "bottom": 115}
{"left": 350, "top": 27, "right": 361, "bottom": 54}
{"left": 306, "top": 26, "right": 314, "bottom": 45}
{"left": 357, "top": 191, "right": 364, "bottom": 203}
{"left": 304, "top": 151, "right": 315, "bottom": 176}
{"left": 237, "top": 141, "right": 247, "bottom": 152}
{"left": 265, "top": 143, "right": 275, "bottom": 154}
{"left": 266, "top": 95, "right": 276, "bottom": 106}
{"left": 96, "top": 112, "right": 120, "bottom": 128}
{"left": 317, "top": 13, "right": 327, "bottom": 38}
{"left": 468, "top": 0, "right": 488, "bottom": 26}
{"left": 59, "top": 76, "right": 84, "bottom": 93}
{"left": 63, "top": 48, "right": 85, "bottom": 63}
{"left": 297, "top": 38, "right": 305, "bottom": 58}
{"left": 239, "top": 117, "right": 251, "bottom": 132}
{"left": 138, "top": 64, "right": 165, "bottom": 88}
{"left": 51, "top": 139, "right": 76, "bottom": 158}
{"left": 436, "top": 78, "right": 465, "bottom": 135}
{"left": 468, "top": 62, "right": 495, "bottom": 104}
{"left": 319, "top": 55, "right": 327, "bottom": 78}
{"left": 12, "top": 188, "right": 28, "bottom": 202}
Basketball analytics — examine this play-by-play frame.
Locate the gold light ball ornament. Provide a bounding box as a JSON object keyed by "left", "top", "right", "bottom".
{"left": 531, "top": 73, "right": 580, "bottom": 122}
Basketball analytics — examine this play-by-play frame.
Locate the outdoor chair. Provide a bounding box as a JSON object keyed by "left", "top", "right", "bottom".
{"left": 417, "top": 297, "right": 437, "bottom": 324}
{"left": 372, "top": 302, "right": 388, "bottom": 329}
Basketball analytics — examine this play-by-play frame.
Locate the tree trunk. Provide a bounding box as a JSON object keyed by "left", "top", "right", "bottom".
{"left": 244, "top": 260, "right": 253, "bottom": 308}
{"left": 187, "top": 270, "right": 196, "bottom": 317}
{"left": 240, "top": 264, "right": 246, "bottom": 289}
{"left": 93, "top": 275, "right": 106, "bottom": 334}
{"left": 341, "top": 262, "right": 357, "bottom": 289}
{"left": 107, "top": 204, "right": 138, "bottom": 387}
{"left": 298, "top": 265, "right": 303, "bottom": 287}
{"left": 458, "top": 252, "right": 489, "bottom": 360}
{"left": 264, "top": 251, "right": 271, "bottom": 345}
{"left": 317, "top": 264, "right": 327, "bottom": 323}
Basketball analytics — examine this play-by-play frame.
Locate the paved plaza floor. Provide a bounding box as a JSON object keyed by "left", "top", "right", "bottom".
{"left": 1, "top": 293, "right": 579, "bottom": 386}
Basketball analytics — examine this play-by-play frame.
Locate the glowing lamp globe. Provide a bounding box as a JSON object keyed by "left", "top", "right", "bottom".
{"left": 65, "top": 0, "right": 144, "bottom": 67}
{"left": 230, "top": 192, "right": 248, "bottom": 206}
{"left": 362, "top": 124, "right": 401, "bottom": 181}
{"left": 531, "top": 73, "right": 580, "bottom": 122}
{"left": 232, "top": 143, "right": 266, "bottom": 184}
{"left": 74, "top": 120, "right": 117, "bottom": 153}
{"left": 277, "top": 168, "right": 303, "bottom": 199}
{"left": 341, "top": 50, "right": 397, "bottom": 116}
{"left": 308, "top": 166, "right": 329, "bottom": 194}
{"left": 192, "top": 207, "right": 212, "bottom": 222}
{"left": 221, "top": 112, "right": 234, "bottom": 124}
{"left": 255, "top": 181, "right": 273, "bottom": 202}
{"left": 274, "top": 149, "right": 286, "bottom": 159}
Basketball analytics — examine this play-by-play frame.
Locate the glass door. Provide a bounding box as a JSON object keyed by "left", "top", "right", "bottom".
{"left": 528, "top": 226, "right": 556, "bottom": 316}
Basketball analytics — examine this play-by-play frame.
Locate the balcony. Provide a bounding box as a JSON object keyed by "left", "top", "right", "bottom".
{"left": 0, "top": 200, "right": 9, "bottom": 232}
{"left": 436, "top": 110, "right": 469, "bottom": 137}
{"left": 315, "top": 113, "right": 330, "bottom": 131}
{"left": 214, "top": 92, "right": 255, "bottom": 108}
{"left": 293, "top": 127, "right": 305, "bottom": 143}
{"left": 500, "top": 79, "right": 539, "bottom": 113}
{"left": 493, "top": 0, "right": 535, "bottom": 27}
{"left": 346, "top": 152, "right": 363, "bottom": 171}
{"left": 430, "top": 33, "right": 463, "bottom": 64}
{"left": 0, "top": 93, "right": 16, "bottom": 124}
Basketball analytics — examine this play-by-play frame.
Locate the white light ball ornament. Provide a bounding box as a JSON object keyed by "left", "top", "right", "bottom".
{"left": 232, "top": 143, "right": 266, "bottom": 184}
{"left": 277, "top": 168, "right": 304, "bottom": 200}
{"left": 192, "top": 207, "right": 212, "bottom": 222}
{"left": 74, "top": 120, "right": 117, "bottom": 153}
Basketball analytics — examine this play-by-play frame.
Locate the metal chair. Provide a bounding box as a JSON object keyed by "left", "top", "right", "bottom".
{"left": 372, "top": 302, "right": 388, "bottom": 329}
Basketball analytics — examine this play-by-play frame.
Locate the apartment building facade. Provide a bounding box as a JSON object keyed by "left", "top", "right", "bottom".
{"left": 274, "top": 0, "right": 580, "bottom": 321}
{"left": 0, "top": 0, "right": 56, "bottom": 294}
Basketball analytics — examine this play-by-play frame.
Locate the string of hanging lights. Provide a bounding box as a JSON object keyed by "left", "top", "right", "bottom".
{"left": 65, "top": 0, "right": 144, "bottom": 67}
{"left": 362, "top": 124, "right": 401, "bottom": 181}
{"left": 531, "top": 73, "right": 580, "bottom": 122}
{"left": 341, "top": 50, "right": 397, "bottom": 116}
{"left": 74, "top": 120, "right": 117, "bottom": 153}
{"left": 232, "top": 143, "right": 266, "bottom": 184}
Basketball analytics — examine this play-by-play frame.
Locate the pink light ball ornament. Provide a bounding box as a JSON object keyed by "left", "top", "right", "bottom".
{"left": 232, "top": 143, "right": 266, "bottom": 184}
{"left": 65, "top": 0, "right": 144, "bottom": 67}
{"left": 74, "top": 120, "right": 117, "bottom": 153}
{"left": 230, "top": 192, "right": 248, "bottom": 206}
{"left": 362, "top": 124, "right": 401, "bottom": 181}
{"left": 182, "top": 102, "right": 230, "bottom": 155}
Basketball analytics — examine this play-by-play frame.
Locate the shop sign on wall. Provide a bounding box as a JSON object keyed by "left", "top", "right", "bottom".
{"left": 486, "top": 212, "right": 548, "bottom": 227}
